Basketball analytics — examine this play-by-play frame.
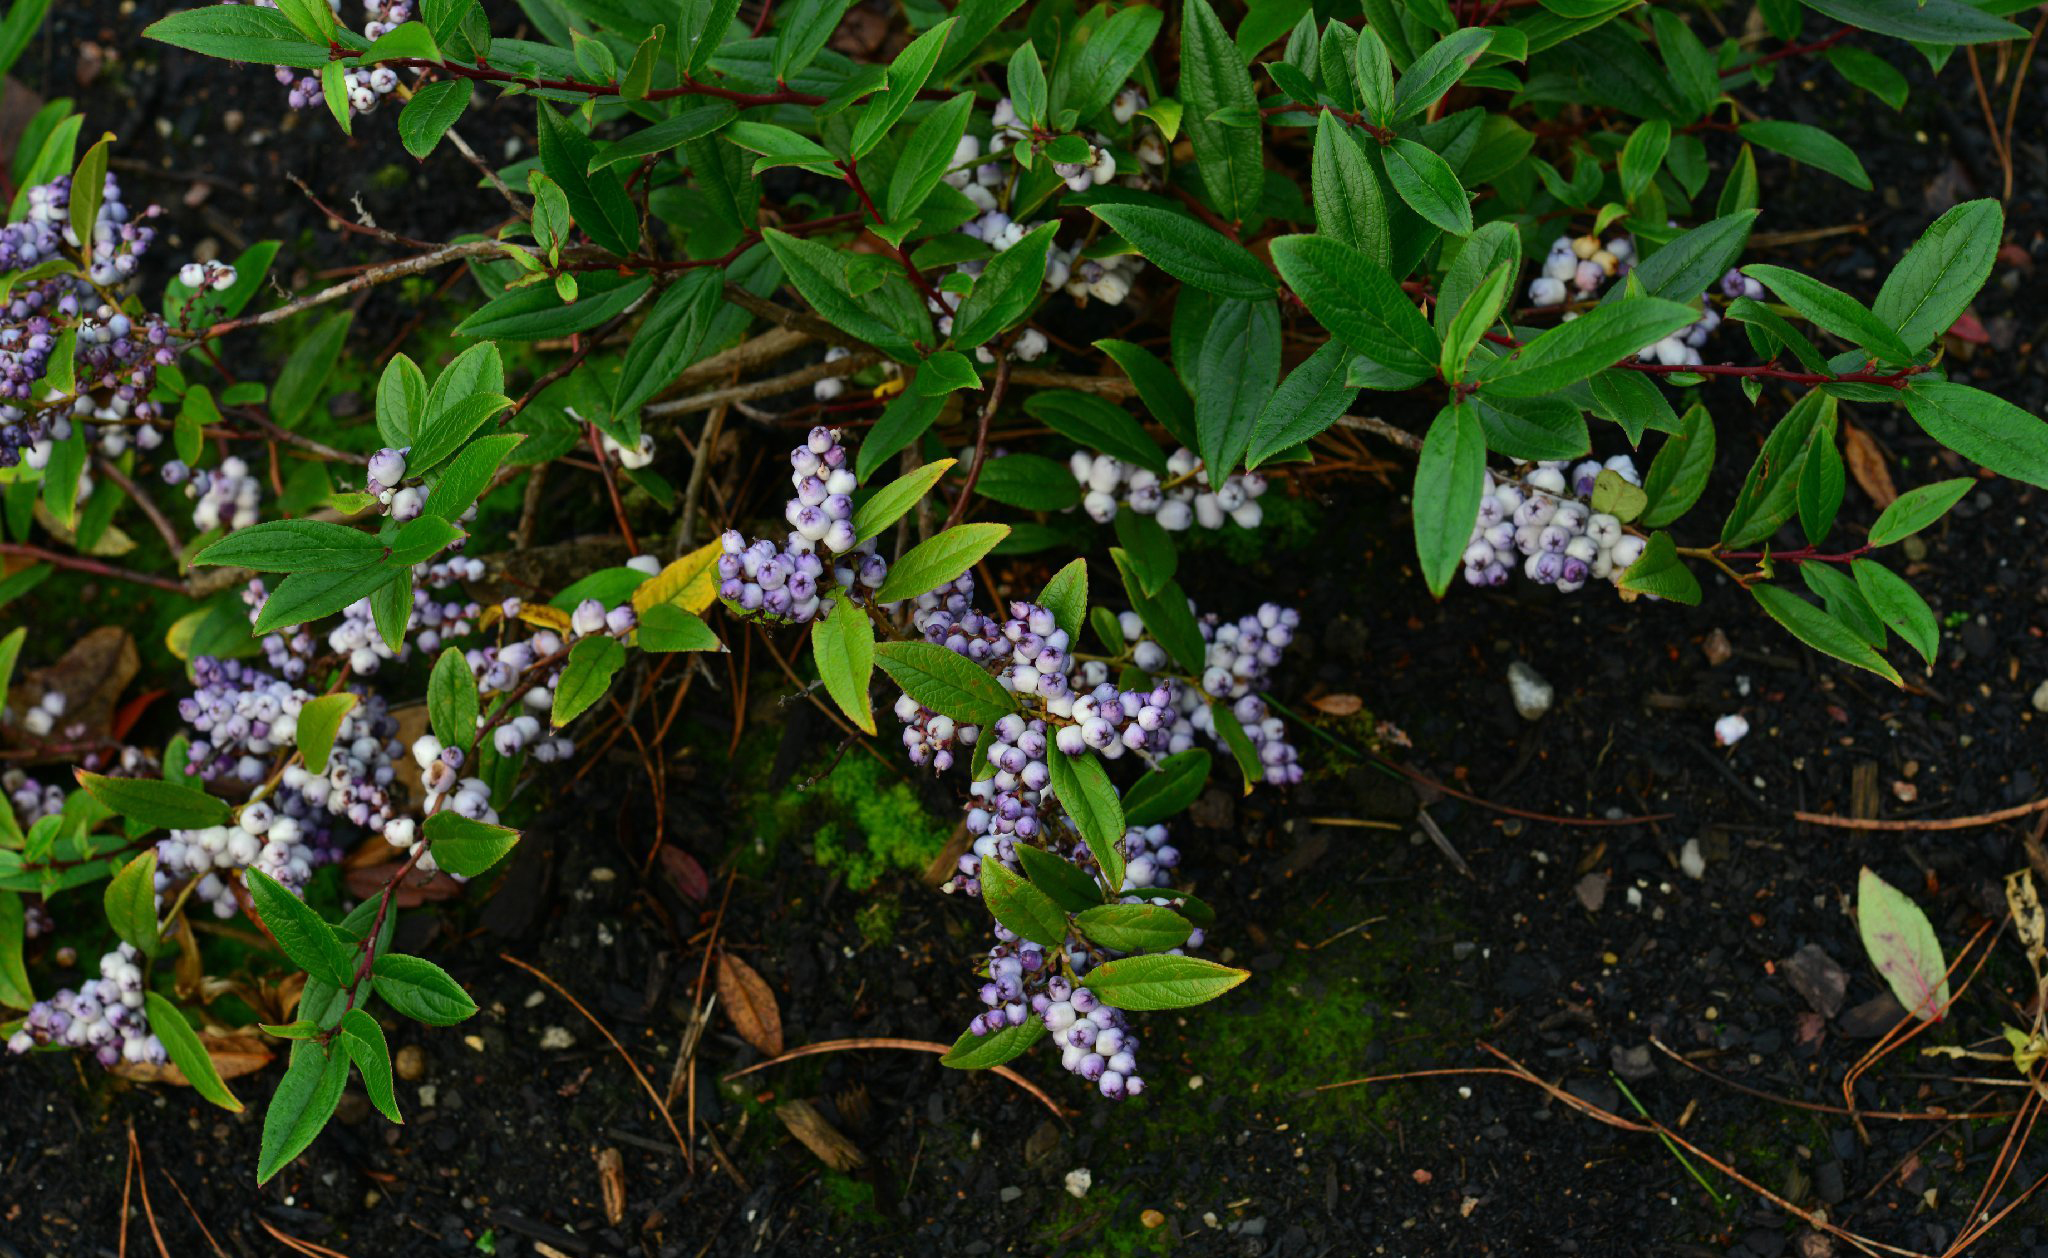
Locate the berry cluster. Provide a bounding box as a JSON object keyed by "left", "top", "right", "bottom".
{"left": 1460, "top": 457, "right": 1649, "bottom": 592}
{"left": 1068, "top": 448, "right": 1269, "bottom": 529}
{"left": 268, "top": 0, "right": 414, "bottom": 114}
{"left": 16, "top": 689, "right": 71, "bottom": 740}
{"left": 0, "top": 173, "right": 174, "bottom": 467}
{"left": 6, "top": 943, "right": 163, "bottom": 1068}
{"left": 176, "top": 455, "right": 265, "bottom": 533}
{"left": 1526, "top": 234, "right": 1724, "bottom": 367}
{"left": 967, "top": 931, "right": 1150, "bottom": 1099}
{"left": 716, "top": 426, "right": 887, "bottom": 623}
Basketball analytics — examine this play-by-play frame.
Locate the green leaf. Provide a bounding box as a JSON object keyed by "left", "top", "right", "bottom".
{"left": 408, "top": 392, "right": 515, "bottom": 474}
{"left": 1742, "top": 265, "right": 1909, "bottom": 362}
{"left": 535, "top": 103, "right": 640, "bottom": 258}
{"left": 1113, "top": 509, "right": 1177, "bottom": 598}
{"left": 381, "top": 515, "right": 463, "bottom": 569}
{"left": 1060, "top": 3, "right": 1163, "bottom": 121}
{"left": 1619, "top": 119, "right": 1670, "bottom": 202}
{"left": 0, "top": 0, "right": 49, "bottom": 79}
{"left": 1798, "top": 416, "right": 1846, "bottom": 543}
{"left": 376, "top": 353, "right": 427, "bottom": 448}
{"left": 1750, "top": 583, "right": 1902, "bottom": 685}
{"left": 952, "top": 222, "right": 1055, "bottom": 349}
{"left": 855, "top": 391, "right": 945, "bottom": 482}
{"left": 1616, "top": 530, "right": 1702, "bottom": 605}
{"left": 251, "top": 566, "right": 400, "bottom": 636}
{"left": 258, "top": 1039, "right": 349, "bottom": 1183}
{"left": 1481, "top": 298, "right": 1699, "bottom": 398}
{"left": 852, "top": 458, "right": 958, "bottom": 543}
{"left": 873, "top": 523, "right": 1010, "bottom": 602}
{"left": 104, "top": 852, "right": 159, "bottom": 955}
{"left": 0, "top": 893, "right": 32, "bottom": 1010}
{"left": 636, "top": 604, "right": 721, "bottom": 652}
{"left": 1802, "top": 561, "right": 1884, "bottom": 648}
{"left": 1621, "top": 211, "right": 1758, "bottom": 304}
{"left": 1439, "top": 262, "right": 1511, "bottom": 381}
{"left": 872, "top": 641, "right": 1019, "bottom": 725}
{"left": 1088, "top": 204, "right": 1275, "bottom": 300}
{"left": 1382, "top": 138, "right": 1472, "bottom": 236}
{"left": 614, "top": 270, "right": 723, "bottom": 418}
{"left": 1587, "top": 367, "right": 1680, "bottom": 445}
{"left": 1827, "top": 46, "right": 1908, "bottom": 109}
{"left": 269, "top": 310, "right": 352, "bottom": 429}
{"left": 1352, "top": 24, "right": 1395, "bottom": 124}
{"left": 1391, "top": 27, "right": 1492, "bottom": 120}
{"left": 1094, "top": 340, "right": 1197, "bottom": 452}
{"left": 812, "top": 603, "right": 876, "bottom": 734}
{"left": 397, "top": 78, "right": 472, "bottom": 159}
{"left": 1856, "top": 865, "right": 1951, "bottom": 1021}
{"left": 978, "top": 860, "right": 1070, "bottom": 948}
{"left": 1652, "top": 8, "right": 1718, "bottom": 117}
{"left": 1247, "top": 341, "right": 1359, "bottom": 469}
{"left": 725, "top": 120, "right": 839, "bottom": 176}
{"left": 1800, "top": 0, "right": 2021, "bottom": 45}
{"left": 589, "top": 102, "right": 738, "bottom": 173}
{"left": 1036, "top": 558, "right": 1088, "bottom": 641}
{"left": 247, "top": 868, "right": 353, "bottom": 984}
{"left": 978, "top": 454, "right": 1081, "bottom": 511}
{"left": 1639, "top": 403, "right": 1716, "bottom": 528}
{"left": 851, "top": 17, "right": 952, "bottom": 155}
{"left": 1269, "top": 234, "right": 1439, "bottom": 375}
{"left": 1721, "top": 389, "right": 1834, "bottom": 546}
{"left": 422, "top": 433, "right": 523, "bottom": 523}
{"left": 144, "top": 5, "right": 331, "bottom": 69}
{"left": 1025, "top": 390, "right": 1167, "bottom": 476}
{"left": 1412, "top": 403, "right": 1485, "bottom": 598}
{"left": 295, "top": 693, "right": 359, "bottom": 775}
{"left": 1591, "top": 469, "right": 1648, "bottom": 524}
{"left": 1048, "top": 749, "right": 1126, "bottom": 892}
{"left": 886, "top": 93, "right": 975, "bottom": 222}
{"left": 1902, "top": 382, "right": 2048, "bottom": 489}
{"left": 145, "top": 993, "right": 244, "bottom": 1113}
{"left": 1081, "top": 953, "right": 1249, "bottom": 1011}
{"left": 1194, "top": 298, "right": 1281, "bottom": 484}
{"left": 371, "top": 953, "right": 478, "bottom": 1026}
{"left": 421, "top": 811, "right": 519, "bottom": 878}
{"left": 552, "top": 635, "right": 626, "bottom": 726}
{"left": 763, "top": 229, "right": 919, "bottom": 361}
{"left": 1874, "top": 200, "right": 2002, "bottom": 353}
{"left": 427, "top": 648, "right": 478, "bottom": 753}
{"left": 68, "top": 134, "right": 110, "bottom": 250}
{"left": 1110, "top": 551, "right": 1206, "bottom": 675}
{"left": 1868, "top": 477, "right": 1973, "bottom": 547}
{"left": 1075, "top": 903, "right": 1193, "bottom": 952}
{"left": 940, "top": 1015, "right": 1044, "bottom": 1068}
{"left": 1014, "top": 845, "right": 1104, "bottom": 914}
{"left": 1121, "top": 749, "right": 1212, "bottom": 827}
{"left": 75, "top": 772, "right": 228, "bottom": 831}
{"left": 456, "top": 273, "right": 652, "bottom": 342}
{"left": 1181, "top": 0, "right": 1264, "bottom": 222}
{"left": 1008, "top": 38, "right": 1047, "bottom": 127}
{"left": 916, "top": 349, "right": 982, "bottom": 397}
{"left": 1310, "top": 112, "right": 1391, "bottom": 269}
{"left": 339, "top": 1008, "right": 402, "bottom": 1124}
{"left": 191, "top": 520, "right": 380, "bottom": 572}
{"left": 1851, "top": 559, "right": 1938, "bottom": 665}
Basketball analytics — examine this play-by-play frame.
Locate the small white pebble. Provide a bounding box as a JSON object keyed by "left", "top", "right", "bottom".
{"left": 1714, "top": 714, "right": 1750, "bottom": 746}
{"left": 1064, "top": 1168, "right": 1093, "bottom": 1199}
{"left": 1679, "top": 838, "right": 1706, "bottom": 880}
{"left": 539, "top": 1026, "right": 575, "bottom": 1050}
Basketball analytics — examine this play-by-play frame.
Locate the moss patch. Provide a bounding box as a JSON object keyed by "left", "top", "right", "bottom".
{"left": 747, "top": 746, "right": 951, "bottom": 890}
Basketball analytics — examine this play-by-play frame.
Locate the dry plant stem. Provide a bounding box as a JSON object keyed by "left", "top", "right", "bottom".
{"left": 1842, "top": 921, "right": 1995, "bottom": 1140}
{"left": 443, "top": 125, "right": 525, "bottom": 216}
{"left": 944, "top": 348, "right": 1015, "bottom": 529}
{"left": 500, "top": 953, "right": 693, "bottom": 1160}
{"left": 152, "top": 1154, "right": 229, "bottom": 1258}
{"left": 670, "top": 326, "right": 813, "bottom": 392}
{"left": 1648, "top": 1037, "right": 2020, "bottom": 1122}
{"left": 675, "top": 399, "right": 729, "bottom": 552}
{"left": 255, "top": 1218, "right": 349, "bottom": 1258}
{"left": 649, "top": 351, "right": 880, "bottom": 420}
{"left": 722, "top": 1037, "right": 1069, "bottom": 1120}
{"left": 1335, "top": 413, "right": 1423, "bottom": 451}
{"left": 95, "top": 456, "right": 182, "bottom": 557}
{"left": 199, "top": 239, "right": 508, "bottom": 339}
{"left": 1795, "top": 797, "right": 2048, "bottom": 831}
{"left": 126, "top": 1125, "right": 170, "bottom": 1258}
{"left": 584, "top": 420, "right": 641, "bottom": 555}
{"left": 0, "top": 542, "right": 189, "bottom": 594}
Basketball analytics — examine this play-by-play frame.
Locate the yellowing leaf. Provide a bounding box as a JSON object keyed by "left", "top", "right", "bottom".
{"left": 632, "top": 539, "right": 723, "bottom": 616}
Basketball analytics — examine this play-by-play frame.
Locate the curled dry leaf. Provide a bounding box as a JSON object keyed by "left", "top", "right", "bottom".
{"left": 2, "top": 626, "right": 138, "bottom": 759}
{"left": 112, "top": 1030, "right": 274, "bottom": 1086}
{"left": 774, "top": 1098, "right": 865, "bottom": 1171}
{"left": 1841, "top": 422, "right": 1898, "bottom": 510}
{"left": 1310, "top": 693, "right": 1364, "bottom": 716}
{"left": 716, "top": 951, "right": 784, "bottom": 1057}
{"left": 595, "top": 1146, "right": 626, "bottom": 1226}
{"left": 344, "top": 857, "right": 464, "bottom": 906}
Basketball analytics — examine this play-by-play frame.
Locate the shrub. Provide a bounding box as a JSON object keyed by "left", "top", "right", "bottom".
{"left": 1, "top": 0, "right": 2040, "bottom": 1182}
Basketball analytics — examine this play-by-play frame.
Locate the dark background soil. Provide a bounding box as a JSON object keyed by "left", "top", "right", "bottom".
{"left": 5, "top": 9, "right": 2048, "bottom": 1258}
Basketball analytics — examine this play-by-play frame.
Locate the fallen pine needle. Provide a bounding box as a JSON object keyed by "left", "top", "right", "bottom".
{"left": 724, "top": 1037, "right": 1069, "bottom": 1120}
{"left": 1795, "top": 797, "right": 2048, "bottom": 831}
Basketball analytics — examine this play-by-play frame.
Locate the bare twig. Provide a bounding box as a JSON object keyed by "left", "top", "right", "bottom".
{"left": 723, "top": 1037, "right": 1069, "bottom": 1120}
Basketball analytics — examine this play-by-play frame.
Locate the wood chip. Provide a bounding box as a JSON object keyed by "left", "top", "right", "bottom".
{"left": 1310, "top": 693, "right": 1364, "bottom": 716}
{"left": 1842, "top": 422, "right": 1898, "bottom": 509}
{"left": 595, "top": 1146, "right": 625, "bottom": 1226}
{"left": 774, "top": 1099, "right": 865, "bottom": 1171}
{"left": 716, "top": 951, "right": 784, "bottom": 1057}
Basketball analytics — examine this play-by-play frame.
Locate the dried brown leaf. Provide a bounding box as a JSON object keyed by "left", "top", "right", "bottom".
{"left": 112, "top": 1031, "right": 273, "bottom": 1086}
{"left": 1310, "top": 693, "right": 1364, "bottom": 716}
{"left": 2, "top": 626, "right": 138, "bottom": 758}
{"left": 1841, "top": 422, "right": 1897, "bottom": 509}
{"left": 655, "top": 845, "right": 710, "bottom": 902}
{"left": 774, "top": 1098, "right": 865, "bottom": 1171}
{"left": 344, "top": 858, "right": 464, "bottom": 906}
{"left": 717, "top": 951, "right": 784, "bottom": 1056}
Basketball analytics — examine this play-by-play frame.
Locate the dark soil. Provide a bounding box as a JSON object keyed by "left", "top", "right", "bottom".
{"left": 6, "top": 16, "right": 2048, "bottom": 1258}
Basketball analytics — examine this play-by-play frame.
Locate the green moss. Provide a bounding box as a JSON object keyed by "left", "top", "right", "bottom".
{"left": 1181, "top": 492, "right": 1322, "bottom": 565}
{"left": 815, "top": 1171, "right": 882, "bottom": 1224}
{"left": 754, "top": 749, "right": 950, "bottom": 890}
{"left": 1034, "top": 1184, "right": 1172, "bottom": 1257}
{"left": 854, "top": 898, "right": 901, "bottom": 947}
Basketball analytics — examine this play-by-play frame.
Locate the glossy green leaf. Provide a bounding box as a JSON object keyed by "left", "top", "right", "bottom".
{"left": 872, "top": 640, "right": 1020, "bottom": 725}
{"left": 1082, "top": 953, "right": 1249, "bottom": 1011}
{"left": 146, "top": 992, "right": 244, "bottom": 1113}
{"left": 1413, "top": 403, "right": 1486, "bottom": 598}
{"left": 1868, "top": 477, "right": 1973, "bottom": 547}
{"left": 812, "top": 603, "right": 876, "bottom": 734}
{"left": 295, "top": 693, "right": 359, "bottom": 776}
{"left": 873, "top": 523, "right": 1009, "bottom": 602}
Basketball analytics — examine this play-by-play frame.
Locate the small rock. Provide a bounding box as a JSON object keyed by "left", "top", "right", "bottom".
{"left": 395, "top": 1045, "right": 427, "bottom": 1082}
{"left": 1838, "top": 993, "right": 1906, "bottom": 1038}
{"left": 998, "top": 1186, "right": 1022, "bottom": 1203}
{"left": 1573, "top": 872, "right": 1609, "bottom": 912}
{"left": 1781, "top": 944, "right": 1849, "bottom": 1018}
{"left": 2032, "top": 678, "right": 2048, "bottom": 715}
{"left": 1678, "top": 837, "right": 1707, "bottom": 880}
{"left": 1140, "top": 1209, "right": 1166, "bottom": 1229}
{"left": 1701, "top": 628, "right": 1732, "bottom": 666}
{"left": 1507, "top": 661, "right": 1554, "bottom": 721}
{"left": 1714, "top": 714, "right": 1750, "bottom": 746}
{"left": 1563, "top": 1077, "right": 1618, "bottom": 1113}
{"left": 1610, "top": 1043, "right": 1656, "bottom": 1082}
{"left": 1064, "top": 1168, "right": 1092, "bottom": 1199}
{"left": 539, "top": 1026, "right": 575, "bottom": 1050}
{"left": 417, "top": 1084, "right": 438, "bottom": 1108}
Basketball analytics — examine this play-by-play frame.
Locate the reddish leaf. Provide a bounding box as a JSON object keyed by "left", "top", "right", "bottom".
{"left": 1945, "top": 311, "right": 1989, "bottom": 344}
{"left": 656, "top": 845, "right": 710, "bottom": 902}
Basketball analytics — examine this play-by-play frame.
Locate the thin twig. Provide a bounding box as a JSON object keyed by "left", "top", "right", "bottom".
{"left": 723, "top": 1037, "right": 1070, "bottom": 1120}
{"left": 1794, "top": 798, "right": 2048, "bottom": 831}
{"left": 944, "top": 348, "right": 1014, "bottom": 528}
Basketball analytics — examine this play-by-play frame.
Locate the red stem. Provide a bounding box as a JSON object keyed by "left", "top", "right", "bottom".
{"left": 1479, "top": 331, "right": 1929, "bottom": 389}
{"left": 386, "top": 57, "right": 826, "bottom": 107}
{"left": 1719, "top": 542, "right": 1872, "bottom": 565}
{"left": 0, "top": 542, "right": 188, "bottom": 594}
{"left": 1721, "top": 26, "right": 1853, "bottom": 80}
{"left": 837, "top": 158, "right": 947, "bottom": 319}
